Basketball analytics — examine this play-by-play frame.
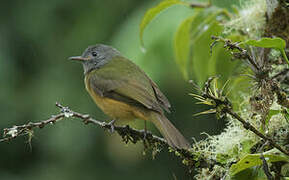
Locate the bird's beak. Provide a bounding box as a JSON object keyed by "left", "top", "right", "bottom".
{"left": 68, "top": 56, "right": 90, "bottom": 61}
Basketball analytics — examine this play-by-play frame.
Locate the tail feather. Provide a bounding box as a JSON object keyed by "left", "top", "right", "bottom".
{"left": 150, "top": 112, "right": 190, "bottom": 149}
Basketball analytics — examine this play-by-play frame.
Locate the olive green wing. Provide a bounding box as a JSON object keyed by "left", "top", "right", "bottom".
{"left": 147, "top": 76, "right": 171, "bottom": 112}
{"left": 87, "top": 56, "right": 167, "bottom": 113}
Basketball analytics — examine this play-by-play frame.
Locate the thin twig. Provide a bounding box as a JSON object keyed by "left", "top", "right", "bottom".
{"left": 1, "top": 113, "right": 65, "bottom": 143}
{"left": 225, "top": 108, "right": 289, "bottom": 156}
{"left": 211, "top": 36, "right": 260, "bottom": 72}
{"left": 260, "top": 153, "right": 274, "bottom": 180}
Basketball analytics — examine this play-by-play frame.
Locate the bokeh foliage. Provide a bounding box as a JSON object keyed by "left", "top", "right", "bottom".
{"left": 0, "top": 0, "right": 238, "bottom": 179}
{"left": 5, "top": 0, "right": 286, "bottom": 179}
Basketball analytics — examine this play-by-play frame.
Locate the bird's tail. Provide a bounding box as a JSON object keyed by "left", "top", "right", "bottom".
{"left": 149, "top": 112, "right": 190, "bottom": 149}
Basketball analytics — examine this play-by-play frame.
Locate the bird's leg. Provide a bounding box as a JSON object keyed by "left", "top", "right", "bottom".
{"left": 143, "top": 121, "right": 147, "bottom": 140}
{"left": 142, "top": 121, "right": 149, "bottom": 149}
{"left": 108, "top": 119, "right": 116, "bottom": 133}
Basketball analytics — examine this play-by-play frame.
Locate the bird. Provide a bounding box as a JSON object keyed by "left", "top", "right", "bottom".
{"left": 69, "top": 44, "right": 190, "bottom": 149}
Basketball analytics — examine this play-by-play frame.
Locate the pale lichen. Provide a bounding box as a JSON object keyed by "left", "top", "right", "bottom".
{"left": 267, "top": 103, "right": 288, "bottom": 134}
{"left": 224, "top": 0, "right": 266, "bottom": 38}
{"left": 6, "top": 126, "right": 18, "bottom": 137}
{"left": 193, "top": 94, "right": 288, "bottom": 179}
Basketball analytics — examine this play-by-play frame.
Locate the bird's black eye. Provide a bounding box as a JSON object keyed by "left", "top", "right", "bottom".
{"left": 91, "top": 51, "right": 98, "bottom": 57}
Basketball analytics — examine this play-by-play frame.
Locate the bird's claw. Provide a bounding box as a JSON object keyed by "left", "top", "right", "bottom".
{"left": 143, "top": 129, "right": 147, "bottom": 140}
{"left": 108, "top": 119, "right": 116, "bottom": 133}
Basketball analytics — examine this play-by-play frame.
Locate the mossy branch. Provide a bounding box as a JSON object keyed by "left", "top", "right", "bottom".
{"left": 194, "top": 77, "right": 289, "bottom": 157}
{"left": 0, "top": 102, "right": 220, "bottom": 176}
{"left": 0, "top": 102, "right": 167, "bottom": 145}
{"left": 225, "top": 108, "right": 289, "bottom": 156}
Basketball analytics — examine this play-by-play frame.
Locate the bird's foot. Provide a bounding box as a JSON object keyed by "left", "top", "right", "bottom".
{"left": 143, "top": 121, "right": 147, "bottom": 140}
{"left": 142, "top": 121, "right": 150, "bottom": 150}
{"left": 142, "top": 129, "right": 150, "bottom": 149}
{"left": 108, "top": 119, "right": 116, "bottom": 133}
{"left": 143, "top": 129, "right": 148, "bottom": 140}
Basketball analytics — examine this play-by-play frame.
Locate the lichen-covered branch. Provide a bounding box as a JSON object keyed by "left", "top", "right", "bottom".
{"left": 225, "top": 108, "right": 289, "bottom": 156}
{"left": 211, "top": 36, "right": 289, "bottom": 110}
{"left": 0, "top": 102, "right": 167, "bottom": 146}
{"left": 0, "top": 113, "right": 65, "bottom": 143}
{"left": 193, "top": 77, "right": 289, "bottom": 157}
{"left": 211, "top": 35, "right": 260, "bottom": 71}
{"left": 0, "top": 102, "right": 218, "bottom": 176}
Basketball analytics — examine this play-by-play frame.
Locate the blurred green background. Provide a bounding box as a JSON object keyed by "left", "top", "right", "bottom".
{"left": 0, "top": 0, "right": 237, "bottom": 179}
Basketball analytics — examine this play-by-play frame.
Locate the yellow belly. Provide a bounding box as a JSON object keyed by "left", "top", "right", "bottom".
{"left": 87, "top": 87, "right": 148, "bottom": 122}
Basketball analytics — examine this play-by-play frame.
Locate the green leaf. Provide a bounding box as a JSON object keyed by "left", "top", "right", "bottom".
{"left": 174, "top": 10, "right": 201, "bottom": 80}
{"left": 174, "top": 7, "right": 223, "bottom": 83}
{"left": 189, "top": 8, "right": 231, "bottom": 85}
{"left": 231, "top": 168, "right": 266, "bottom": 180}
{"left": 173, "top": 7, "right": 236, "bottom": 85}
{"left": 244, "top": 38, "right": 286, "bottom": 50}
{"left": 191, "top": 20, "right": 223, "bottom": 84}
{"left": 243, "top": 38, "right": 289, "bottom": 65}
{"left": 265, "top": 109, "right": 281, "bottom": 127}
{"left": 190, "top": 8, "right": 225, "bottom": 84}
{"left": 209, "top": 35, "right": 242, "bottom": 86}
{"left": 230, "top": 149, "right": 289, "bottom": 175}
{"left": 139, "top": 0, "right": 188, "bottom": 48}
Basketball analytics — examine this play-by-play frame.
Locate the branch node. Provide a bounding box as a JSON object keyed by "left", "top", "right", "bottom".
{"left": 82, "top": 114, "right": 90, "bottom": 124}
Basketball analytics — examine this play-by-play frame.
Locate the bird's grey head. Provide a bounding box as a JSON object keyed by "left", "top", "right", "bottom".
{"left": 69, "top": 44, "right": 121, "bottom": 74}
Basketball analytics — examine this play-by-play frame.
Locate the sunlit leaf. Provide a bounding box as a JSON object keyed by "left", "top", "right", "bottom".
{"left": 231, "top": 168, "right": 266, "bottom": 180}
{"left": 191, "top": 20, "right": 223, "bottom": 84}
{"left": 243, "top": 37, "right": 289, "bottom": 65}
{"left": 174, "top": 10, "right": 201, "bottom": 79}
{"left": 244, "top": 38, "right": 286, "bottom": 50}
{"left": 192, "top": 9, "right": 228, "bottom": 41}
{"left": 189, "top": 8, "right": 230, "bottom": 85}
{"left": 230, "top": 148, "right": 289, "bottom": 175}
{"left": 173, "top": 8, "right": 212, "bottom": 80}
{"left": 140, "top": 0, "right": 189, "bottom": 48}
{"left": 173, "top": 7, "right": 234, "bottom": 84}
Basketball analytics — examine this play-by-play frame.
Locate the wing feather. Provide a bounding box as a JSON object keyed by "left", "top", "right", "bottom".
{"left": 86, "top": 56, "right": 169, "bottom": 113}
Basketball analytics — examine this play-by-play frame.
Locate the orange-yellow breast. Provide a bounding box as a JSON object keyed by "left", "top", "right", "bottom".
{"left": 85, "top": 77, "right": 149, "bottom": 122}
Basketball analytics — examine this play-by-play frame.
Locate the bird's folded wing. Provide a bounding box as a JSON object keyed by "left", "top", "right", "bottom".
{"left": 87, "top": 58, "right": 164, "bottom": 113}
